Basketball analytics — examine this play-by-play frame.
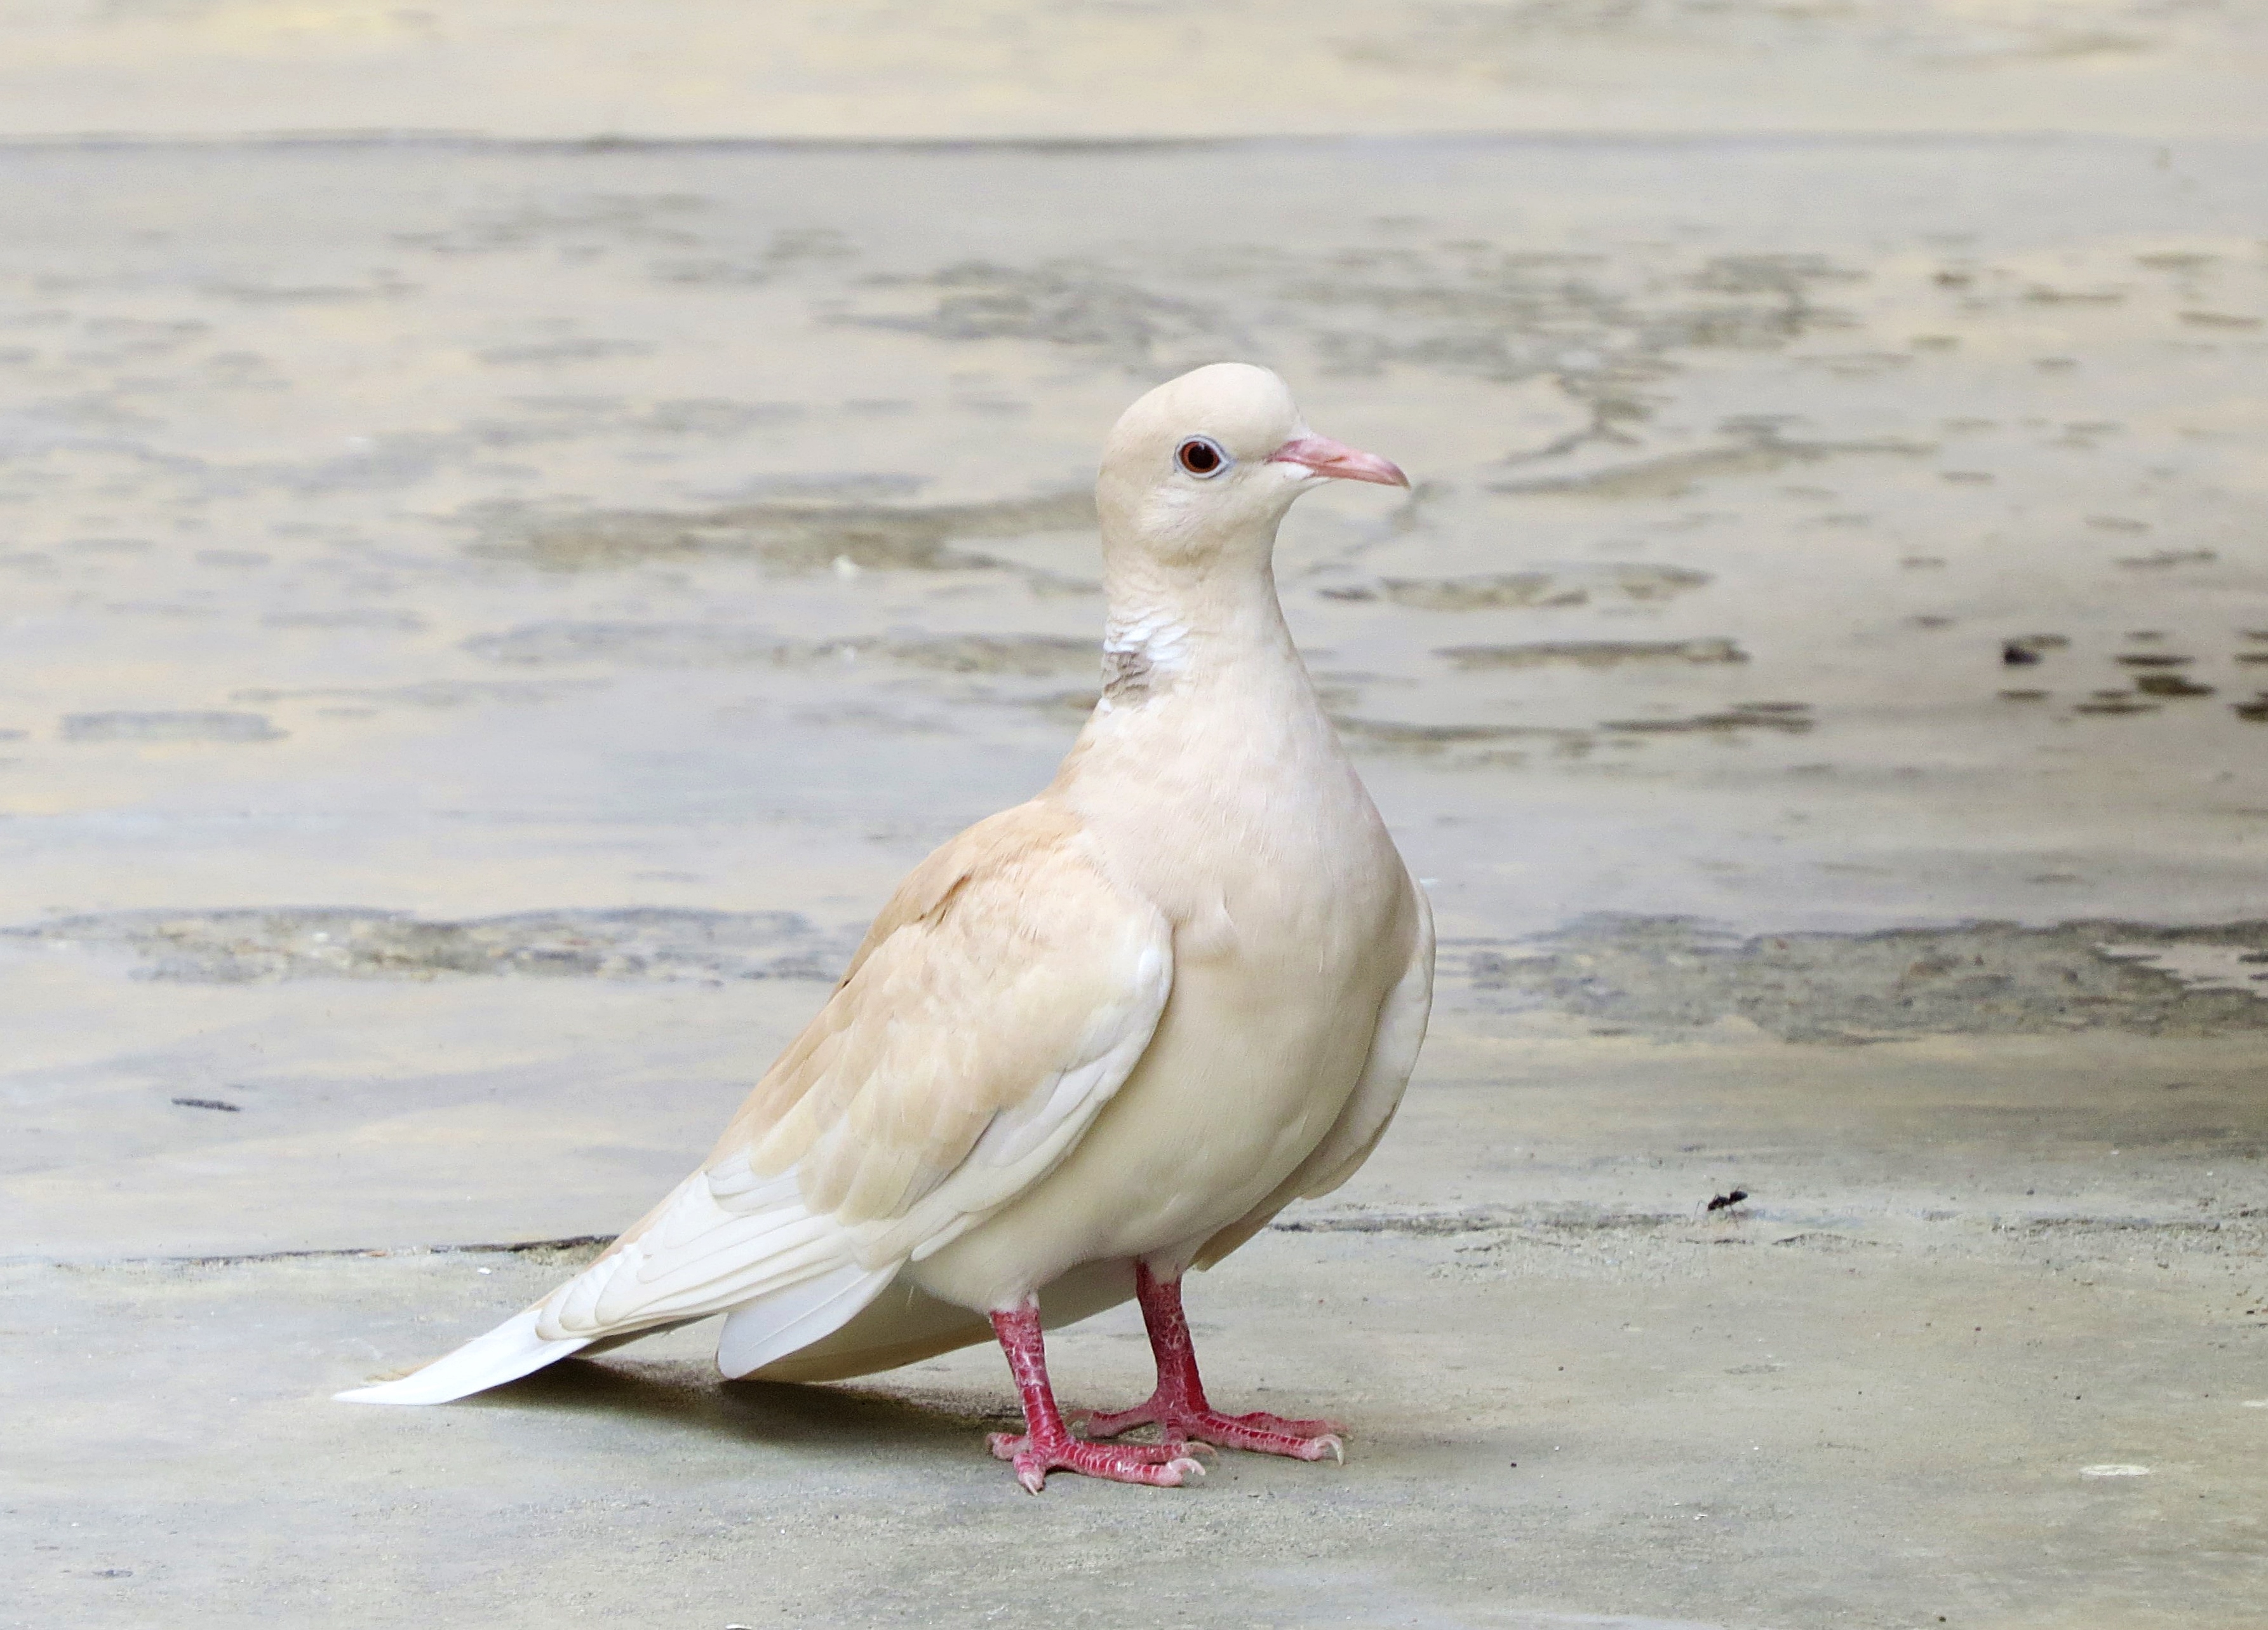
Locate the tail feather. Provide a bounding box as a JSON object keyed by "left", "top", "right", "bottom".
{"left": 335, "top": 1308, "right": 588, "bottom": 1406}
{"left": 335, "top": 1157, "right": 899, "bottom": 1407}
{"left": 715, "top": 1261, "right": 897, "bottom": 1379}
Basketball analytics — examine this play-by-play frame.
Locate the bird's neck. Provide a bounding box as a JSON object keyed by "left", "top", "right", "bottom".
{"left": 1097, "top": 556, "right": 1301, "bottom": 711}
{"left": 1061, "top": 545, "right": 1368, "bottom": 923}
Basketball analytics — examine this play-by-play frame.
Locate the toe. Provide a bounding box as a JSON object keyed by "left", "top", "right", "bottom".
{"left": 1174, "top": 1410, "right": 1348, "bottom": 1460}
{"left": 1230, "top": 1410, "right": 1343, "bottom": 1437}
{"left": 1110, "top": 1439, "right": 1191, "bottom": 1465}
{"left": 1116, "top": 1448, "right": 1203, "bottom": 1486}
{"left": 1077, "top": 1404, "right": 1157, "bottom": 1441}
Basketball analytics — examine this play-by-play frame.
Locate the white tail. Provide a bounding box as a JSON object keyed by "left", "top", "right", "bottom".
{"left": 335, "top": 1158, "right": 904, "bottom": 1406}
{"left": 716, "top": 1262, "right": 897, "bottom": 1378}
{"left": 335, "top": 1307, "right": 588, "bottom": 1406}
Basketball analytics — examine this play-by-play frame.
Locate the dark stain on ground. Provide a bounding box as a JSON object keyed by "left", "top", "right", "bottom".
{"left": 464, "top": 623, "right": 1097, "bottom": 677}
{"left": 1271, "top": 1202, "right": 1683, "bottom": 1237}
{"left": 1337, "top": 563, "right": 1710, "bottom": 610}
{"left": 60, "top": 711, "right": 285, "bottom": 744}
{"left": 466, "top": 490, "right": 1096, "bottom": 574}
{"left": 887, "top": 635, "right": 1096, "bottom": 676}
{"left": 2116, "top": 549, "right": 2217, "bottom": 569}
{"left": 264, "top": 608, "right": 427, "bottom": 631}
{"left": 6, "top": 907, "right": 855, "bottom": 984}
{"left": 1602, "top": 702, "right": 1812, "bottom": 734}
{"left": 2076, "top": 697, "right": 2161, "bottom": 715}
{"left": 2135, "top": 673, "right": 2215, "bottom": 697}
{"left": 231, "top": 680, "right": 602, "bottom": 709}
{"left": 1329, "top": 716, "right": 1585, "bottom": 755}
{"left": 1458, "top": 916, "right": 2268, "bottom": 1042}
{"left": 1491, "top": 433, "right": 1929, "bottom": 500}
{"left": 1437, "top": 638, "right": 1746, "bottom": 670}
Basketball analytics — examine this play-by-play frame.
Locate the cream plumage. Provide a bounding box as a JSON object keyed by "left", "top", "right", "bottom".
{"left": 339, "top": 363, "right": 1433, "bottom": 1492}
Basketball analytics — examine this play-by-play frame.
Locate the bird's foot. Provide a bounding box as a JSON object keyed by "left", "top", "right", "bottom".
{"left": 1078, "top": 1398, "right": 1346, "bottom": 1463}
{"left": 987, "top": 1425, "right": 1207, "bottom": 1494}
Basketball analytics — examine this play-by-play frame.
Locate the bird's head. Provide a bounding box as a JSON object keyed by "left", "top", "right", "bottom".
{"left": 1096, "top": 363, "right": 1407, "bottom": 580}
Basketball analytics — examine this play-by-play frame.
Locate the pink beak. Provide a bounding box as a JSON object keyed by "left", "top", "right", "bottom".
{"left": 1267, "top": 434, "right": 1410, "bottom": 489}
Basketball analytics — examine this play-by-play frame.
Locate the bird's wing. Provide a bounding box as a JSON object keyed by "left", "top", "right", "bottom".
{"left": 533, "top": 798, "right": 1173, "bottom": 1347}
{"left": 1191, "top": 873, "right": 1433, "bottom": 1269}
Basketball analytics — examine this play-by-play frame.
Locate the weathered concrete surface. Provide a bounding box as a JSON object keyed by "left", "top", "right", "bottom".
{"left": 4, "top": 27, "right": 2268, "bottom": 1630}
{"left": 3, "top": 136, "right": 2265, "bottom": 935}
{"left": 8, "top": 1031, "right": 2267, "bottom": 1628}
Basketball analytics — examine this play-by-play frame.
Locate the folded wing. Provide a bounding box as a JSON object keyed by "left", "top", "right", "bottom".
{"left": 339, "top": 802, "right": 1172, "bottom": 1403}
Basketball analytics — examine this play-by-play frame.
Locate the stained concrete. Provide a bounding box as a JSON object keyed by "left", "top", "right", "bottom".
{"left": 4, "top": 9, "right": 2268, "bottom": 1629}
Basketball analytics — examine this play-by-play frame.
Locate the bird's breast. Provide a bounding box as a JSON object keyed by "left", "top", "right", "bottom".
{"left": 911, "top": 768, "right": 1414, "bottom": 1310}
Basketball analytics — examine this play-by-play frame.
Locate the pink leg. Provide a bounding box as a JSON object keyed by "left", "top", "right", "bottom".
{"left": 985, "top": 1303, "right": 1206, "bottom": 1493}
{"left": 1079, "top": 1262, "right": 1346, "bottom": 1463}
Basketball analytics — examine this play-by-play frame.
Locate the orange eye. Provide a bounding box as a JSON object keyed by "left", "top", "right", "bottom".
{"left": 1176, "top": 437, "right": 1226, "bottom": 477}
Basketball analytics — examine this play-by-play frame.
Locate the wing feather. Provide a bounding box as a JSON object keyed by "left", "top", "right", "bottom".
{"left": 533, "top": 800, "right": 1171, "bottom": 1350}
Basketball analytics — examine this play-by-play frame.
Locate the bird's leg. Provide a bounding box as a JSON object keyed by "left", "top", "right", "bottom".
{"left": 1078, "top": 1261, "right": 1346, "bottom": 1462}
{"left": 985, "top": 1302, "right": 1206, "bottom": 1493}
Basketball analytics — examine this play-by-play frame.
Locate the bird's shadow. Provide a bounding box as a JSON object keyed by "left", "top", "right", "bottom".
{"left": 455, "top": 1354, "right": 1008, "bottom": 1463}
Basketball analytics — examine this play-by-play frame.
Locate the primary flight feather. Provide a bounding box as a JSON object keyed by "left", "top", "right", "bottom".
{"left": 339, "top": 363, "right": 1435, "bottom": 1492}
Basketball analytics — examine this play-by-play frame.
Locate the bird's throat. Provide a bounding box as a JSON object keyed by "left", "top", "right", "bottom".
{"left": 1097, "top": 566, "right": 1296, "bottom": 714}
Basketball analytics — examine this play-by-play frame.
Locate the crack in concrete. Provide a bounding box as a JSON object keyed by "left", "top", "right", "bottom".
{"left": 19, "top": 1236, "right": 615, "bottom": 1270}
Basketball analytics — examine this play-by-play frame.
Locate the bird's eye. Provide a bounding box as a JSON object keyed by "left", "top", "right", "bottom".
{"left": 1176, "top": 436, "right": 1228, "bottom": 478}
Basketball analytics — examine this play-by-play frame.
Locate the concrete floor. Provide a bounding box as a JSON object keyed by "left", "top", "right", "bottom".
{"left": 4, "top": 8, "right": 2267, "bottom": 1629}
{"left": 10, "top": 1029, "right": 2267, "bottom": 1628}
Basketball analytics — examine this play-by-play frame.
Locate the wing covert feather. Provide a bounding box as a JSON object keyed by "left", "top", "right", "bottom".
{"left": 538, "top": 801, "right": 1171, "bottom": 1342}
{"left": 721, "top": 801, "right": 1171, "bottom": 1241}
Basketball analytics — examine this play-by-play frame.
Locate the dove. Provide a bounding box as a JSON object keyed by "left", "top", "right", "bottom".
{"left": 338, "top": 362, "right": 1435, "bottom": 1492}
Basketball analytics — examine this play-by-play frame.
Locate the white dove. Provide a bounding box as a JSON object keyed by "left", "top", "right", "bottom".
{"left": 339, "top": 362, "right": 1435, "bottom": 1492}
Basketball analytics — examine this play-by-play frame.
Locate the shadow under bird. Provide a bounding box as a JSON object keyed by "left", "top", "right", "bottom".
{"left": 339, "top": 362, "right": 1435, "bottom": 1492}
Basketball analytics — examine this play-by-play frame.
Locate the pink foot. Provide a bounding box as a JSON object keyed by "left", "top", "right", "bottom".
{"left": 986, "top": 1303, "right": 1204, "bottom": 1493}
{"left": 988, "top": 1426, "right": 1207, "bottom": 1494}
{"left": 1078, "top": 1262, "right": 1348, "bottom": 1464}
{"left": 1080, "top": 1398, "right": 1345, "bottom": 1463}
